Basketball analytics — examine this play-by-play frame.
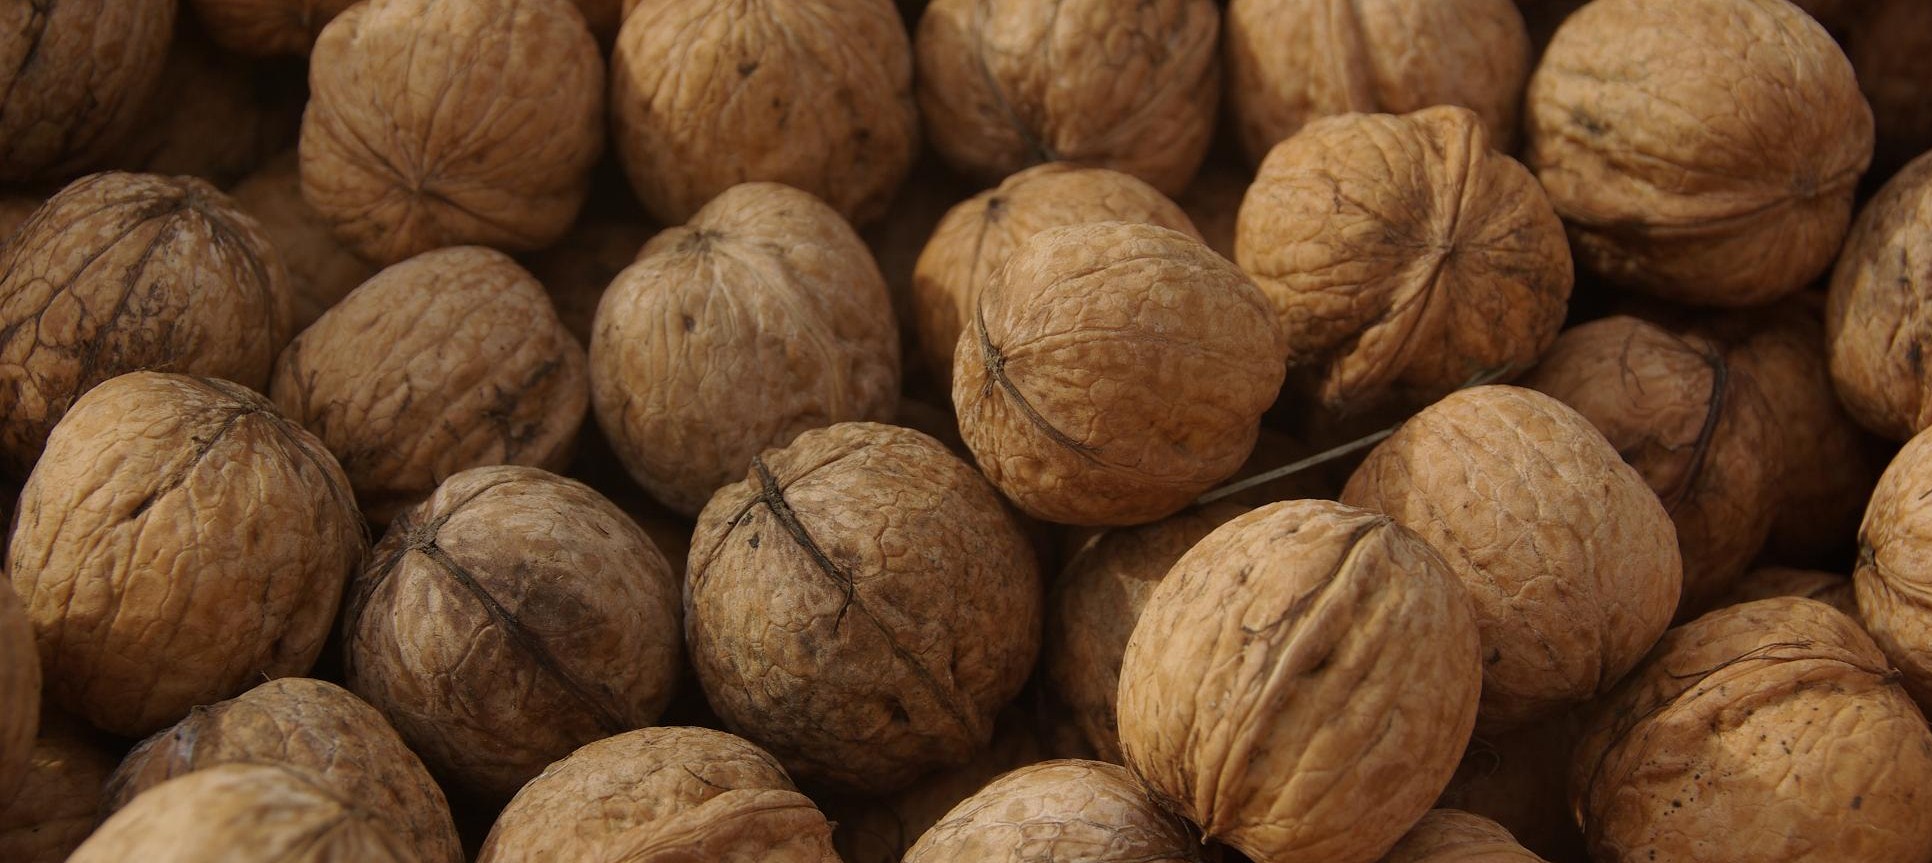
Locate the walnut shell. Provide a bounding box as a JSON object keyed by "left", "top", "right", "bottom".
{"left": 0, "top": 172, "right": 294, "bottom": 477}
{"left": 0, "top": 717, "right": 117, "bottom": 863}
{"left": 1436, "top": 711, "right": 1588, "bottom": 863}
{"left": 230, "top": 151, "right": 377, "bottom": 332}
{"left": 1236, "top": 106, "right": 1571, "bottom": 413}
{"left": 269, "top": 246, "right": 589, "bottom": 526}
{"left": 302, "top": 0, "right": 604, "bottom": 264}
{"left": 1724, "top": 567, "right": 1858, "bottom": 620}
{"left": 0, "top": 585, "right": 34, "bottom": 805}
{"left": 1525, "top": 0, "right": 1871, "bottom": 306}
{"left": 97, "top": 26, "right": 302, "bottom": 186}
{"left": 1117, "top": 500, "right": 1482, "bottom": 863}
{"left": 8, "top": 372, "right": 363, "bottom": 737}
{"left": 688, "top": 422, "right": 1041, "bottom": 794}
{"left": 589, "top": 182, "right": 899, "bottom": 517}
{"left": 1829, "top": 150, "right": 1932, "bottom": 442}
{"left": 915, "top": 0, "right": 1219, "bottom": 195}
{"left": 105, "top": 678, "right": 461, "bottom": 863}
{"left": 188, "top": 0, "right": 358, "bottom": 56}
{"left": 954, "top": 221, "right": 1284, "bottom": 526}
{"left": 828, "top": 708, "right": 1048, "bottom": 863}
{"left": 0, "top": 1, "right": 174, "bottom": 182}
{"left": 1855, "top": 427, "right": 1932, "bottom": 706}
{"left": 1572, "top": 597, "right": 1932, "bottom": 862}
{"left": 1381, "top": 810, "right": 1546, "bottom": 862}
{"left": 611, "top": 0, "right": 917, "bottom": 226}
{"left": 69, "top": 763, "right": 414, "bottom": 862}
{"left": 903, "top": 760, "right": 1202, "bottom": 862}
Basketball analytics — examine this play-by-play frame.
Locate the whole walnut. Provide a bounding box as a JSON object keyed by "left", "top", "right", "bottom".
{"left": 105, "top": 678, "right": 461, "bottom": 863}
{"left": 0, "top": 585, "right": 34, "bottom": 805}
{"left": 612, "top": 0, "right": 917, "bottom": 225}
{"left": 97, "top": 26, "right": 303, "bottom": 187}
{"left": 1572, "top": 597, "right": 1932, "bottom": 862}
{"left": 1855, "top": 427, "right": 1932, "bottom": 706}
{"left": 230, "top": 152, "right": 377, "bottom": 332}
{"left": 1526, "top": 0, "right": 1872, "bottom": 306}
{"left": 955, "top": 221, "right": 1285, "bottom": 526}
{"left": 0, "top": 172, "right": 293, "bottom": 476}
{"left": 903, "top": 760, "right": 1202, "bottom": 862}
{"left": 9, "top": 373, "right": 363, "bottom": 738}
{"left": 1117, "top": 500, "right": 1482, "bottom": 863}
{"left": 828, "top": 709, "right": 1048, "bottom": 863}
{"left": 915, "top": 0, "right": 1219, "bottom": 195}
{"left": 0, "top": 717, "right": 117, "bottom": 863}
{"left": 270, "top": 246, "right": 588, "bottom": 526}
{"left": 912, "top": 163, "right": 1200, "bottom": 386}
{"left": 590, "top": 183, "right": 899, "bottom": 516}
{"left": 188, "top": 0, "right": 358, "bottom": 56}
{"left": 1830, "top": 151, "right": 1932, "bottom": 441}
{"left": 1382, "top": 810, "right": 1547, "bottom": 862}
{"left": 1436, "top": 711, "right": 1588, "bottom": 863}
{"left": 1225, "top": 0, "right": 1532, "bottom": 164}
{"left": 69, "top": 764, "right": 414, "bottom": 862}
{"left": 0, "top": 1, "right": 174, "bottom": 182}
{"left": 1724, "top": 567, "right": 1858, "bottom": 620}
{"left": 342, "top": 466, "right": 682, "bottom": 802}
{"left": 1236, "top": 106, "right": 1571, "bottom": 414}
{"left": 478, "top": 726, "right": 840, "bottom": 863}
{"left": 302, "top": 0, "right": 604, "bottom": 264}
{"left": 688, "top": 422, "right": 1041, "bottom": 794}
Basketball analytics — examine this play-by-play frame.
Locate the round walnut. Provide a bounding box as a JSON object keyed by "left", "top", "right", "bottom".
{"left": 0, "top": 1, "right": 174, "bottom": 182}
{"left": 954, "top": 221, "right": 1284, "bottom": 526}
{"left": 1856, "top": 427, "right": 1932, "bottom": 706}
{"left": 903, "top": 760, "right": 1202, "bottom": 862}
{"left": 302, "top": 0, "right": 604, "bottom": 265}
{"left": 1724, "top": 567, "right": 1858, "bottom": 620}
{"left": 1382, "top": 810, "right": 1546, "bottom": 862}
{"left": 1225, "top": 0, "right": 1532, "bottom": 164}
{"left": 828, "top": 709, "right": 1047, "bottom": 863}
{"left": 105, "top": 678, "right": 461, "bottom": 863}
{"left": 1830, "top": 151, "right": 1932, "bottom": 442}
{"left": 1118, "top": 500, "right": 1482, "bottom": 863}
{"left": 0, "top": 717, "right": 118, "bottom": 863}
{"left": 1572, "top": 597, "right": 1932, "bottom": 862}
{"left": 612, "top": 0, "right": 918, "bottom": 226}
{"left": 590, "top": 182, "right": 899, "bottom": 517}
{"left": 688, "top": 422, "right": 1041, "bottom": 794}
{"left": 0, "top": 172, "right": 293, "bottom": 477}
{"left": 230, "top": 152, "right": 377, "bottom": 333}
{"left": 269, "top": 246, "right": 588, "bottom": 526}
{"left": 342, "top": 466, "right": 682, "bottom": 802}
{"left": 478, "top": 726, "right": 840, "bottom": 863}
{"left": 188, "top": 0, "right": 358, "bottom": 57}
{"left": 0, "top": 585, "right": 34, "bottom": 805}
{"left": 1236, "top": 106, "right": 1571, "bottom": 414}
{"left": 916, "top": 0, "right": 1219, "bottom": 195}
{"left": 1525, "top": 0, "right": 1872, "bottom": 306}
{"left": 69, "top": 764, "right": 414, "bottom": 863}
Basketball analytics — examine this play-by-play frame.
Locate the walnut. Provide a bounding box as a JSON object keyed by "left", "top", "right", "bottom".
{"left": 1236, "top": 106, "right": 1571, "bottom": 414}
{"left": 1724, "top": 567, "right": 1858, "bottom": 621}
{"left": 0, "top": 717, "right": 118, "bottom": 863}
{"left": 269, "top": 246, "right": 588, "bottom": 526}
{"left": 69, "top": 764, "right": 414, "bottom": 862}
{"left": 687, "top": 422, "right": 1041, "bottom": 794}
{"left": 1436, "top": 711, "right": 1588, "bottom": 863}
{"left": 302, "top": 0, "right": 604, "bottom": 265}
{"left": 0, "top": 1, "right": 174, "bottom": 182}
{"left": 1572, "top": 597, "right": 1932, "bottom": 862}
{"left": 589, "top": 183, "right": 899, "bottom": 516}
{"left": 520, "top": 205, "right": 656, "bottom": 347}
{"left": 6, "top": 372, "right": 364, "bottom": 737}
{"left": 1525, "top": 0, "right": 1871, "bottom": 306}
{"left": 954, "top": 221, "right": 1284, "bottom": 526}
{"left": 1117, "top": 500, "right": 1482, "bottom": 863}
{"left": 96, "top": 26, "right": 303, "bottom": 187}
{"left": 1382, "top": 810, "right": 1546, "bottom": 862}
{"left": 828, "top": 709, "right": 1047, "bottom": 863}
{"left": 187, "top": 0, "right": 358, "bottom": 57}
{"left": 915, "top": 0, "right": 1219, "bottom": 195}
{"left": 1829, "top": 150, "right": 1932, "bottom": 441}
{"left": 0, "top": 585, "right": 34, "bottom": 805}
{"left": 611, "top": 0, "right": 917, "bottom": 225}
{"left": 229, "top": 152, "right": 377, "bottom": 333}
{"left": 903, "top": 760, "right": 1202, "bottom": 862}
{"left": 0, "top": 172, "right": 293, "bottom": 477}
{"left": 1855, "top": 427, "right": 1932, "bottom": 706}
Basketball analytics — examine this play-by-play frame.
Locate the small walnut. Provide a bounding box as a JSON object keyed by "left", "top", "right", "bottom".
{"left": 188, "top": 0, "right": 359, "bottom": 57}
{"left": 0, "top": 585, "right": 34, "bottom": 805}
{"left": 96, "top": 27, "right": 303, "bottom": 187}
{"left": 0, "top": 717, "right": 118, "bottom": 863}
{"left": 829, "top": 709, "right": 1047, "bottom": 863}
{"left": 69, "top": 763, "right": 414, "bottom": 862}
{"left": 1829, "top": 151, "right": 1932, "bottom": 442}
{"left": 230, "top": 152, "right": 377, "bottom": 332}
{"left": 520, "top": 206, "right": 656, "bottom": 347}
{"left": 0, "top": 1, "right": 174, "bottom": 182}
{"left": 1856, "top": 427, "right": 1932, "bottom": 706}
{"left": 1117, "top": 500, "right": 1482, "bottom": 863}
{"left": 1724, "top": 567, "right": 1858, "bottom": 620}
{"left": 1381, "top": 810, "right": 1546, "bottom": 862}
{"left": 903, "top": 760, "right": 1202, "bottom": 862}
{"left": 1436, "top": 711, "right": 1588, "bottom": 863}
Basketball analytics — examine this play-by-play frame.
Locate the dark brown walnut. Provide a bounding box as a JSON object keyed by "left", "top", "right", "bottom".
{"left": 1436, "top": 711, "right": 1588, "bottom": 863}
{"left": 1830, "top": 151, "right": 1932, "bottom": 441}
{"left": 1846, "top": 1, "right": 1932, "bottom": 178}
{"left": 1724, "top": 567, "right": 1858, "bottom": 620}
{"left": 0, "top": 171, "right": 294, "bottom": 477}
{"left": 0, "top": 196, "right": 39, "bottom": 243}
{"left": 302, "top": 0, "right": 604, "bottom": 265}
{"left": 1236, "top": 106, "right": 1571, "bottom": 414}
{"left": 1225, "top": 0, "right": 1532, "bottom": 165}
{"left": 1572, "top": 597, "right": 1932, "bottom": 862}
{"left": 1117, "top": 500, "right": 1482, "bottom": 863}
{"left": 955, "top": 221, "right": 1284, "bottom": 526}
{"left": 270, "top": 246, "right": 588, "bottom": 526}
{"left": 188, "top": 0, "right": 358, "bottom": 57}
{"left": 521, "top": 207, "right": 656, "bottom": 347}
{"left": 1856, "top": 428, "right": 1932, "bottom": 706}
{"left": 612, "top": 0, "right": 918, "bottom": 225}
{"left": 96, "top": 26, "right": 303, "bottom": 187}
{"left": 916, "top": 0, "right": 1219, "bottom": 195}
{"left": 230, "top": 152, "right": 376, "bottom": 332}
{"left": 343, "top": 465, "right": 682, "bottom": 802}
{"left": 1175, "top": 152, "right": 1249, "bottom": 261}
{"left": 828, "top": 709, "right": 1047, "bottom": 863}
{"left": 1526, "top": 0, "right": 1872, "bottom": 306}
{"left": 69, "top": 763, "right": 414, "bottom": 862}
{"left": 478, "top": 726, "right": 840, "bottom": 863}
{"left": 859, "top": 157, "right": 975, "bottom": 380}
{"left": 0, "top": 716, "right": 117, "bottom": 863}
{"left": 1381, "top": 810, "right": 1547, "bottom": 862}
{"left": 0, "top": 1, "right": 174, "bottom": 182}
{"left": 590, "top": 183, "right": 899, "bottom": 517}
{"left": 903, "top": 759, "right": 1203, "bottom": 862}
{"left": 688, "top": 422, "right": 1041, "bottom": 794}
{"left": 571, "top": 0, "right": 625, "bottom": 42}
{"left": 0, "top": 585, "right": 34, "bottom": 805}
{"left": 105, "top": 678, "right": 461, "bottom": 863}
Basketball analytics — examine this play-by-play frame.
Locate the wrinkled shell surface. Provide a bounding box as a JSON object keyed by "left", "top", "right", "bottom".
{"left": 0, "top": 718, "right": 117, "bottom": 863}
{"left": 231, "top": 152, "right": 377, "bottom": 333}
{"left": 0, "top": 585, "right": 33, "bottom": 805}
{"left": 1436, "top": 711, "right": 1588, "bottom": 863}
{"left": 1830, "top": 151, "right": 1932, "bottom": 442}
{"left": 99, "top": 29, "right": 303, "bottom": 187}
{"left": 1725, "top": 567, "right": 1858, "bottom": 620}
{"left": 1856, "top": 428, "right": 1932, "bottom": 706}
{"left": 1382, "top": 810, "right": 1546, "bottom": 862}
{"left": 0, "top": 1, "right": 174, "bottom": 182}
{"left": 189, "top": 0, "right": 359, "bottom": 56}
{"left": 1117, "top": 500, "right": 1482, "bottom": 863}
{"left": 903, "top": 759, "right": 1202, "bottom": 862}
{"left": 828, "top": 709, "right": 1047, "bottom": 863}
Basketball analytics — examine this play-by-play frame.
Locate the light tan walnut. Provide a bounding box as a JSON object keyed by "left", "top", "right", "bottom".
{"left": 902, "top": 760, "right": 1202, "bottom": 862}
{"left": 1829, "top": 150, "right": 1932, "bottom": 441}
{"left": 68, "top": 764, "right": 415, "bottom": 862}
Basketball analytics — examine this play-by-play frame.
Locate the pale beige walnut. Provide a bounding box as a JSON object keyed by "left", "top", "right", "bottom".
{"left": 1236, "top": 106, "right": 1571, "bottom": 414}
{"left": 97, "top": 26, "right": 302, "bottom": 187}
{"left": 8, "top": 372, "right": 363, "bottom": 737}
{"left": 342, "top": 465, "right": 682, "bottom": 802}
{"left": 688, "top": 422, "right": 1041, "bottom": 794}
{"left": 1436, "top": 711, "right": 1587, "bottom": 863}
{"left": 0, "top": 717, "right": 117, "bottom": 863}
{"left": 302, "top": 0, "right": 604, "bottom": 265}
{"left": 1225, "top": 0, "right": 1531, "bottom": 164}
{"left": 590, "top": 183, "right": 899, "bottom": 517}
{"left": 829, "top": 709, "right": 1047, "bottom": 863}
{"left": 902, "top": 760, "right": 1202, "bottom": 862}
{"left": 915, "top": 0, "right": 1219, "bottom": 195}
{"left": 913, "top": 163, "right": 1200, "bottom": 386}
{"left": 954, "top": 221, "right": 1284, "bottom": 526}
{"left": 1117, "top": 500, "right": 1482, "bottom": 863}
{"left": 522, "top": 208, "right": 656, "bottom": 347}
{"left": 1381, "top": 810, "right": 1547, "bottom": 862}
{"left": 270, "top": 246, "right": 588, "bottom": 526}
{"left": 1856, "top": 427, "right": 1932, "bottom": 706}
{"left": 1572, "top": 597, "right": 1932, "bottom": 863}
{"left": 188, "top": 0, "right": 358, "bottom": 56}
{"left": 0, "top": 585, "right": 34, "bottom": 804}
{"left": 105, "top": 678, "right": 461, "bottom": 863}
{"left": 0, "top": 1, "right": 174, "bottom": 182}
{"left": 231, "top": 152, "right": 376, "bottom": 332}
{"left": 0, "top": 172, "right": 294, "bottom": 477}
{"left": 1526, "top": 0, "right": 1872, "bottom": 306}
{"left": 1830, "top": 151, "right": 1932, "bottom": 442}
{"left": 612, "top": 0, "right": 918, "bottom": 225}
{"left": 478, "top": 726, "right": 840, "bottom": 863}
{"left": 1725, "top": 567, "right": 1857, "bottom": 620}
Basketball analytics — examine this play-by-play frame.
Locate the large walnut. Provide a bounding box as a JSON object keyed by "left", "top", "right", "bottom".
{"left": 0, "top": 717, "right": 118, "bottom": 863}
{"left": 1381, "top": 810, "right": 1547, "bottom": 862}
{"left": 69, "top": 764, "right": 414, "bottom": 862}
{"left": 188, "top": 0, "right": 358, "bottom": 57}
{"left": 1829, "top": 151, "right": 1932, "bottom": 441}
{"left": 1856, "top": 427, "right": 1932, "bottom": 706}
{"left": 97, "top": 26, "right": 303, "bottom": 187}
{"left": 0, "top": 1, "right": 174, "bottom": 182}
{"left": 0, "top": 585, "right": 34, "bottom": 805}
{"left": 230, "top": 151, "right": 377, "bottom": 332}
{"left": 902, "top": 760, "right": 1202, "bottom": 862}
{"left": 828, "top": 709, "right": 1048, "bottom": 863}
